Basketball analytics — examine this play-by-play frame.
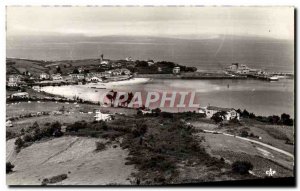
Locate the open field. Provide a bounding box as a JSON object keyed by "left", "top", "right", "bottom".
{"left": 196, "top": 132, "right": 293, "bottom": 177}
{"left": 190, "top": 119, "right": 294, "bottom": 154}
{"left": 6, "top": 101, "right": 137, "bottom": 138}
{"left": 7, "top": 136, "right": 135, "bottom": 185}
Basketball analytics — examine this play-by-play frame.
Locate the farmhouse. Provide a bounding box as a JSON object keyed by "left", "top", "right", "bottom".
{"left": 51, "top": 74, "right": 63, "bottom": 81}
{"left": 40, "top": 73, "right": 50, "bottom": 80}
{"left": 173, "top": 67, "right": 180, "bottom": 74}
{"left": 94, "top": 110, "right": 112, "bottom": 121}
{"left": 32, "top": 86, "right": 41, "bottom": 92}
{"left": 90, "top": 76, "right": 102, "bottom": 82}
{"left": 7, "top": 75, "right": 22, "bottom": 87}
{"left": 69, "top": 73, "right": 85, "bottom": 80}
{"left": 200, "top": 106, "right": 240, "bottom": 120}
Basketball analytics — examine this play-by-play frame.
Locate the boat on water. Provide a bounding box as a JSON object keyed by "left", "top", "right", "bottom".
{"left": 268, "top": 76, "right": 279, "bottom": 81}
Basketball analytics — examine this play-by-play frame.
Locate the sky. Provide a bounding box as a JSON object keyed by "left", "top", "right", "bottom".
{"left": 6, "top": 6, "right": 294, "bottom": 40}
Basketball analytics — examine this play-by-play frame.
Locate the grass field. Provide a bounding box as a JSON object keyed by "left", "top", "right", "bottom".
{"left": 6, "top": 136, "right": 135, "bottom": 185}
{"left": 6, "top": 101, "right": 137, "bottom": 137}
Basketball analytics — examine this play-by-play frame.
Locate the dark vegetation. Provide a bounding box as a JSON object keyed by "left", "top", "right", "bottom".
{"left": 134, "top": 60, "right": 197, "bottom": 74}
{"left": 6, "top": 162, "right": 14, "bottom": 174}
{"left": 237, "top": 109, "right": 293, "bottom": 126}
{"left": 42, "top": 174, "right": 68, "bottom": 185}
{"left": 231, "top": 161, "right": 254, "bottom": 175}
{"left": 95, "top": 141, "right": 106, "bottom": 151}
{"left": 14, "top": 121, "right": 63, "bottom": 152}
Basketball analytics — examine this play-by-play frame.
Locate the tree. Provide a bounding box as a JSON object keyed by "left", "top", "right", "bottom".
{"left": 23, "top": 134, "right": 33, "bottom": 142}
{"left": 152, "top": 108, "right": 161, "bottom": 116}
{"left": 15, "top": 137, "right": 24, "bottom": 149}
{"left": 268, "top": 115, "right": 280, "bottom": 124}
{"left": 32, "top": 121, "right": 39, "bottom": 129}
{"left": 211, "top": 112, "right": 223, "bottom": 123}
{"left": 281, "top": 113, "right": 293, "bottom": 126}
{"left": 73, "top": 68, "right": 79, "bottom": 74}
{"left": 56, "top": 66, "right": 62, "bottom": 74}
{"left": 6, "top": 162, "right": 14, "bottom": 174}
{"left": 241, "top": 109, "right": 250, "bottom": 118}
{"left": 240, "top": 131, "right": 249, "bottom": 137}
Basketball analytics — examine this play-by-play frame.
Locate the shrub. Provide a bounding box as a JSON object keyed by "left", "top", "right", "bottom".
{"left": 95, "top": 142, "right": 106, "bottom": 151}
{"left": 15, "top": 137, "right": 24, "bottom": 150}
{"left": 42, "top": 174, "right": 68, "bottom": 185}
{"left": 66, "top": 121, "right": 87, "bottom": 132}
{"left": 23, "top": 134, "right": 33, "bottom": 142}
{"left": 240, "top": 131, "right": 249, "bottom": 137}
{"left": 232, "top": 161, "right": 253, "bottom": 174}
{"left": 6, "top": 131, "right": 17, "bottom": 140}
{"left": 211, "top": 112, "right": 223, "bottom": 123}
{"left": 6, "top": 162, "right": 14, "bottom": 174}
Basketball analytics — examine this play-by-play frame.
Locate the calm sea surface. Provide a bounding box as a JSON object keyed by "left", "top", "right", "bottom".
{"left": 42, "top": 78, "right": 294, "bottom": 117}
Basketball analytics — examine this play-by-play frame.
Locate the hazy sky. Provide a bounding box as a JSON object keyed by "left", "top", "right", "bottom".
{"left": 6, "top": 6, "right": 294, "bottom": 40}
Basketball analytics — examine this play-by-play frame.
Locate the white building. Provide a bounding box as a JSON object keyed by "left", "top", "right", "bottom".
{"left": 94, "top": 110, "right": 112, "bottom": 121}
{"left": 6, "top": 120, "right": 13, "bottom": 127}
{"left": 90, "top": 76, "right": 102, "bottom": 82}
{"left": 40, "top": 73, "right": 50, "bottom": 80}
{"left": 226, "top": 63, "right": 251, "bottom": 74}
{"left": 11, "top": 92, "right": 29, "bottom": 99}
{"left": 51, "top": 74, "right": 63, "bottom": 81}
{"left": 7, "top": 75, "right": 22, "bottom": 86}
{"left": 200, "top": 106, "right": 240, "bottom": 121}
{"left": 173, "top": 67, "right": 181, "bottom": 74}
{"left": 32, "top": 86, "right": 41, "bottom": 92}
{"left": 69, "top": 73, "right": 85, "bottom": 80}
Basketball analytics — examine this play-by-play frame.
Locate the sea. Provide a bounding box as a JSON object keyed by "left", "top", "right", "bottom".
{"left": 41, "top": 78, "right": 294, "bottom": 117}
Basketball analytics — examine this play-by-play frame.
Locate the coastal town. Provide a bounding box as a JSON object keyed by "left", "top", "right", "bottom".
{"left": 6, "top": 54, "right": 293, "bottom": 97}
{"left": 6, "top": 55, "right": 295, "bottom": 185}
{"left": 5, "top": 6, "right": 294, "bottom": 187}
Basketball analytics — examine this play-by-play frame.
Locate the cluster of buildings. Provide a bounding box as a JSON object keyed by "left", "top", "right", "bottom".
{"left": 199, "top": 105, "right": 240, "bottom": 121}
{"left": 7, "top": 67, "right": 132, "bottom": 87}
{"left": 225, "top": 63, "right": 266, "bottom": 75}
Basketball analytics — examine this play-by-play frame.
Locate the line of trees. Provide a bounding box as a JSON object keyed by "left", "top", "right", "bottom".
{"left": 236, "top": 109, "right": 293, "bottom": 126}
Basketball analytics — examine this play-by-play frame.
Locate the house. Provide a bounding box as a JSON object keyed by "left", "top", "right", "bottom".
{"left": 7, "top": 75, "right": 22, "bottom": 86}
{"left": 226, "top": 63, "right": 250, "bottom": 74}
{"left": 69, "top": 73, "right": 85, "bottom": 80}
{"left": 125, "top": 57, "right": 133, "bottom": 61}
{"left": 32, "top": 86, "right": 41, "bottom": 92}
{"left": 120, "top": 68, "right": 131, "bottom": 75}
{"left": 7, "top": 82, "right": 18, "bottom": 87}
{"left": 11, "top": 92, "right": 29, "bottom": 99}
{"left": 94, "top": 110, "right": 112, "bottom": 121}
{"left": 200, "top": 106, "right": 240, "bottom": 120}
{"left": 63, "top": 75, "right": 75, "bottom": 82}
{"left": 40, "top": 73, "right": 50, "bottom": 80}
{"left": 173, "top": 67, "right": 181, "bottom": 74}
{"left": 6, "top": 120, "right": 13, "bottom": 127}
{"left": 90, "top": 76, "right": 102, "bottom": 82}
{"left": 147, "top": 60, "right": 155, "bottom": 66}
{"left": 51, "top": 74, "right": 63, "bottom": 81}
